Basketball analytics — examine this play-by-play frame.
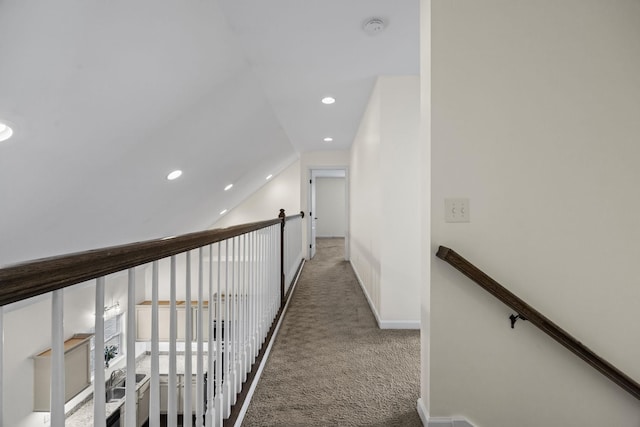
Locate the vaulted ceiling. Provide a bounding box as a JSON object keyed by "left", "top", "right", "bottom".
{"left": 0, "top": 0, "right": 419, "bottom": 266}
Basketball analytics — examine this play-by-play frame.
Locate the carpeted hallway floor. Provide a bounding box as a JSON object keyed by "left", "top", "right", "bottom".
{"left": 242, "top": 238, "right": 422, "bottom": 427}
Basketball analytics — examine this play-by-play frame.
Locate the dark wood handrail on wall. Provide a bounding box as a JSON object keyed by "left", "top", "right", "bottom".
{"left": 436, "top": 246, "right": 640, "bottom": 401}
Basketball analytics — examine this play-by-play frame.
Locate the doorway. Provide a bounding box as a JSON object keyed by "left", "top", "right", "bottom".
{"left": 308, "top": 168, "right": 349, "bottom": 260}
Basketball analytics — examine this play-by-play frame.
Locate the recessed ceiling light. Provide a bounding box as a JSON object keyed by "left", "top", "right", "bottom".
{"left": 167, "top": 170, "right": 182, "bottom": 180}
{"left": 224, "top": 184, "right": 233, "bottom": 191}
{"left": 321, "top": 96, "right": 336, "bottom": 105}
{"left": 220, "top": 209, "right": 228, "bottom": 215}
{"left": 323, "top": 137, "right": 333, "bottom": 142}
{"left": 266, "top": 174, "right": 273, "bottom": 180}
{"left": 0, "top": 123, "right": 14, "bottom": 142}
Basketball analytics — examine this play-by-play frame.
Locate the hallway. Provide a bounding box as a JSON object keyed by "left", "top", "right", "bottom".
{"left": 242, "top": 238, "right": 421, "bottom": 426}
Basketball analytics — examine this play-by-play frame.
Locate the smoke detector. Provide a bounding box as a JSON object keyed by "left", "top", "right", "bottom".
{"left": 363, "top": 17, "right": 386, "bottom": 35}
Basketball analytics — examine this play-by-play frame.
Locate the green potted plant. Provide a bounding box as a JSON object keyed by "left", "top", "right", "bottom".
{"left": 104, "top": 345, "right": 118, "bottom": 368}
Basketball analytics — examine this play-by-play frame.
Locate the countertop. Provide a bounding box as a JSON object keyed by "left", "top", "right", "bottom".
{"left": 66, "top": 354, "right": 208, "bottom": 426}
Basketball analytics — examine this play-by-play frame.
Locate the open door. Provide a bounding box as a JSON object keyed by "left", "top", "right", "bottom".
{"left": 308, "top": 168, "right": 349, "bottom": 261}
{"left": 309, "top": 177, "right": 317, "bottom": 258}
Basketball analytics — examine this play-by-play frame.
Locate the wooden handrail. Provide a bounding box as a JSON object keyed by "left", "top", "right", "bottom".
{"left": 436, "top": 245, "right": 640, "bottom": 400}
{"left": 285, "top": 211, "right": 305, "bottom": 221}
{"left": 0, "top": 218, "right": 285, "bottom": 307}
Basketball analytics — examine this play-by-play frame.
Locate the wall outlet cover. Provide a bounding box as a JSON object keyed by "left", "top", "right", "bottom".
{"left": 445, "top": 198, "right": 470, "bottom": 223}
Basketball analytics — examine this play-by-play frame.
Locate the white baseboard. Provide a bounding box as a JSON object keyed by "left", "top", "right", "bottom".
{"left": 417, "top": 398, "right": 476, "bottom": 427}
{"left": 349, "top": 260, "right": 383, "bottom": 326}
{"left": 417, "top": 398, "right": 429, "bottom": 426}
{"left": 379, "top": 319, "right": 420, "bottom": 329}
{"left": 349, "top": 260, "right": 420, "bottom": 330}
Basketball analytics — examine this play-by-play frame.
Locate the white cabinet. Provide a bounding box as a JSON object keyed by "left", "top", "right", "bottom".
{"left": 193, "top": 298, "right": 229, "bottom": 342}
{"left": 137, "top": 379, "right": 150, "bottom": 427}
{"left": 136, "top": 301, "right": 187, "bottom": 341}
{"left": 159, "top": 374, "right": 201, "bottom": 414}
{"left": 33, "top": 333, "right": 93, "bottom": 411}
{"left": 137, "top": 299, "right": 228, "bottom": 342}
{"left": 159, "top": 375, "right": 169, "bottom": 413}
{"left": 183, "top": 375, "right": 200, "bottom": 412}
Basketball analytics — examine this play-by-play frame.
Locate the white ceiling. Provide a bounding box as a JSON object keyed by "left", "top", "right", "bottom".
{"left": 0, "top": 0, "right": 419, "bottom": 266}
{"left": 219, "top": 0, "right": 420, "bottom": 152}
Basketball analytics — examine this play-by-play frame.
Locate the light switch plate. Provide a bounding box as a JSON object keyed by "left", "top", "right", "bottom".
{"left": 445, "top": 198, "right": 470, "bottom": 223}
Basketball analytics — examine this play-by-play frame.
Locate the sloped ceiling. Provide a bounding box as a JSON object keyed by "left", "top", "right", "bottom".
{"left": 0, "top": 0, "right": 418, "bottom": 266}
{"left": 220, "top": 0, "right": 420, "bottom": 152}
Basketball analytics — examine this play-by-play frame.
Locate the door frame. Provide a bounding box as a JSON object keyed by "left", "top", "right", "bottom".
{"left": 307, "top": 167, "right": 350, "bottom": 261}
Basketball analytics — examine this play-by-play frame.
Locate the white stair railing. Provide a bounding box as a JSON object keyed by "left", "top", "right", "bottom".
{"left": 0, "top": 211, "right": 304, "bottom": 427}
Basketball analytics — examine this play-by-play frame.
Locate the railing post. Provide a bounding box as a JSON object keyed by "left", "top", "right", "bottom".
{"left": 279, "top": 209, "right": 286, "bottom": 308}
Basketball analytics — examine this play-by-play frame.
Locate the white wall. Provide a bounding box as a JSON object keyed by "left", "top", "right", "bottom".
{"left": 350, "top": 76, "right": 421, "bottom": 327}
{"left": 315, "top": 177, "right": 346, "bottom": 237}
{"left": 427, "top": 1, "right": 640, "bottom": 426}
{"left": 212, "top": 148, "right": 351, "bottom": 260}
{"left": 350, "top": 85, "right": 382, "bottom": 316}
{"left": 379, "top": 76, "right": 421, "bottom": 324}
{"left": 419, "top": 0, "right": 432, "bottom": 411}
{"left": 212, "top": 158, "right": 301, "bottom": 229}
{"left": 3, "top": 271, "right": 145, "bottom": 427}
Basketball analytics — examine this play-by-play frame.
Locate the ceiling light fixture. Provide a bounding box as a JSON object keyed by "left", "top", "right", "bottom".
{"left": 266, "top": 174, "right": 273, "bottom": 180}
{"left": 224, "top": 184, "right": 233, "bottom": 191}
{"left": 323, "top": 137, "right": 333, "bottom": 142}
{"left": 167, "top": 170, "right": 182, "bottom": 180}
{"left": 363, "top": 17, "right": 386, "bottom": 35}
{"left": 220, "top": 209, "right": 228, "bottom": 215}
{"left": 0, "top": 122, "right": 14, "bottom": 142}
{"left": 321, "top": 96, "right": 336, "bottom": 105}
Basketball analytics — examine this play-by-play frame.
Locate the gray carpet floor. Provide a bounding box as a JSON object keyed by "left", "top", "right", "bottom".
{"left": 242, "top": 238, "right": 422, "bottom": 427}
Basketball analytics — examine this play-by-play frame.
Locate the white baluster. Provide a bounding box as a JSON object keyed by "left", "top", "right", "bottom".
{"left": 206, "top": 245, "right": 214, "bottom": 427}
{"left": 242, "top": 233, "right": 249, "bottom": 380}
{"left": 51, "top": 289, "right": 66, "bottom": 427}
{"left": 260, "top": 229, "right": 266, "bottom": 342}
{"left": 286, "top": 221, "right": 291, "bottom": 290}
{"left": 215, "top": 242, "right": 223, "bottom": 426}
{"left": 258, "top": 231, "right": 263, "bottom": 344}
{"left": 268, "top": 227, "right": 273, "bottom": 323}
{"left": 168, "top": 256, "right": 178, "bottom": 427}
{"left": 125, "top": 269, "right": 136, "bottom": 427}
{"left": 251, "top": 232, "right": 257, "bottom": 363}
{"left": 223, "top": 240, "right": 232, "bottom": 418}
{"left": 94, "top": 280, "right": 105, "bottom": 427}
{"left": 247, "top": 233, "right": 253, "bottom": 368}
{"left": 257, "top": 230, "right": 262, "bottom": 351}
{"left": 287, "top": 220, "right": 292, "bottom": 290}
{"left": 150, "top": 261, "right": 160, "bottom": 427}
{"left": 268, "top": 226, "right": 272, "bottom": 320}
{"left": 274, "top": 226, "right": 277, "bottom": 309}
{"left": 232, "top": 236, "right": 241, "bottom": 397}
{"left": 184, "top": 251, "right": 193, "bottom": 427}
{"left": 274, "top": 225, "right": 278, "bottom": 317}
{"left": 264, "top": 228, "right": 268, "bottom": 337}
{"left": 197, "top": 248, "right": 204, "bottom": 426}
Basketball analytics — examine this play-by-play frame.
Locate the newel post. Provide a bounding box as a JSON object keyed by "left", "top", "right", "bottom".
{"left": 279, "top": 209, "right": 286, "bottom": 308}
